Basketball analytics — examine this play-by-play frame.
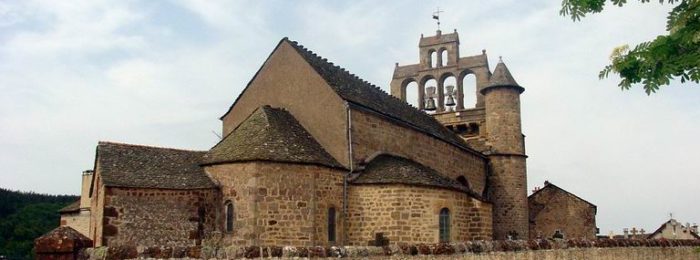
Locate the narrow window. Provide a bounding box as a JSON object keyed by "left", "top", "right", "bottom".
{"left": 328, "top": 207, "right": 336, "bottom": 242}
{"left": 439, "top": 208, "right": 450, "bottom": 242}
{"left": 225, "top": 201, "right": 234, "bottom": 232}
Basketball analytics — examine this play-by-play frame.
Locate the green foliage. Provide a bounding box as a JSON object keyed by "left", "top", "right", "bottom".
{"left": 561, "top": 0, "right": 699, "bottom": 94}
{"left": 0, "top": 188, "right": 77, "bottom": 260}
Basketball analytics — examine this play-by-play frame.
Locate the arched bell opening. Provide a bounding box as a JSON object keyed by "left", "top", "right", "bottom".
{"left": 460, "top": 72, "right": 477, "bottom": 109}
{"left": 442, "top": 75, "right": 457, "bottom": 111}
{"left": 423, "top": 78, "right": 438, "bottom": 114}
{"left": 405, "top": 81, "right": 420, "bottom": 108}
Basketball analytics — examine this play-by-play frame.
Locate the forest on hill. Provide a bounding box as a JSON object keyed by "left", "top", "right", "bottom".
{"left": 0, "top": 188, "right": 77, "bottom": 259}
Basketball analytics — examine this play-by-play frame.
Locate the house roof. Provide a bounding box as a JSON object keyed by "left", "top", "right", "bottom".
{"left": 96, "top": 142, "right": 216, "bottom": 190}
{"left": 58, "top": 200, "right": 80, "bottom": 214}
{"left": 283, "top": 39, "right": 482, "bottom": 157}
{"left": 647, "top": 219, "right": 700, "bottom": 239}
{"left": 529, "top": 181, "right": 597, "bottom": 209}
{"left": 203, "top": 106, "right": 342, "bottom": 168}
{"left": 351, "top": 154, "right": 483, "bottom": 200}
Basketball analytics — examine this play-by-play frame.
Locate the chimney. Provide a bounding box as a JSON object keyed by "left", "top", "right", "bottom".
{"left": 623, "top": 228, "right": 629, "bottom": 238}
{"left": 79, "top": 170, "right": 94, "bottom": 209}
{"left": 692, "top": 223, "right": 698, "bottom": 234}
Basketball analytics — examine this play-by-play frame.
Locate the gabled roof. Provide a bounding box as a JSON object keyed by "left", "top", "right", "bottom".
{"left": 283, "top": 39, "right": 481, "bottom": 156}
{"left": 647, "top": 219, "right": 700, "bottom": 239}
{"left": 203, "top": 106, "right": 342, "bottom": 168}
{"left": 529, "top": 181, "right": 597, "bottom": 209}
{"left": 351, "top": 154, "right": 483, "bottom": 200}
{"left": 481, "top": 60, "right": 524, "bottom": 95}
{"left": 96, "top": 142, "right": 215, "bottom": 190}
{"left": 58, "top": 200, "right": 80, "bottom": 214}
{"left": 419, "top": 31, "right": 459, "bottom": 47}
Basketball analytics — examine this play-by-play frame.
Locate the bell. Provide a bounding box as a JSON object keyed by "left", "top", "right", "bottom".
{"left": 445, "top": 95, "right": 456, "bottom": 106}
{"left": 424, "top": 97, "right": 437, "bottom": 111}
{"left": 445, "top": 85, "right": 456, "bottom": 107}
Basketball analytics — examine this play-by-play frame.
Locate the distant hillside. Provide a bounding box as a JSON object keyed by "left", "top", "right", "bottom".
{"left": 0, "top": 188, "right": 78, "bottom": 260}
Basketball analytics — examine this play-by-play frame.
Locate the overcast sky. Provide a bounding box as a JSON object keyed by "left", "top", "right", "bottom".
{"left": 1, "top": 0, "right": 697, "bottom": 235}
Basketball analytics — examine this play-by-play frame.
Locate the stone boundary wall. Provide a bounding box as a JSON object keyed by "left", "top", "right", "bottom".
{"left": 76, "top": 239, "right": 700, "bottom": 259}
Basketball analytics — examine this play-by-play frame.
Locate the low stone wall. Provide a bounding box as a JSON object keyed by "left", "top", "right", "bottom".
{"left": 76, "top": 239, "right": 700, "bottom": 259}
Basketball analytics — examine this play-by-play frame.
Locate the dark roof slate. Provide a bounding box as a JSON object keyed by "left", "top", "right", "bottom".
{"left": 481, "top": 60, "right": 524, "bottom": 94}
{"left": 96, "top": 142, "right": 215, "bottom": 190}
{"left": 58, "top": 200, "right": 80, "bottom": 213}
{"left": 203, "top": 106, "right": 342, "bottom": 168}
{"left": 351, "top": 154, "right": 483, "bottom": 199}
{"left": 284, "top": 39, "right": 479, "bottom": 156}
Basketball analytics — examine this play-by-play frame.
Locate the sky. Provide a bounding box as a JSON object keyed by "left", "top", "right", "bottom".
{"left": 0, "top": 0, "right": 698, "bottom": 235}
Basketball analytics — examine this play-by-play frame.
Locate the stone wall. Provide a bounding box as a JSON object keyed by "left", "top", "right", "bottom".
{"left": 529, "top": 186, "right": 597, "bottom": 240}
{"left": 347, "top": 184, "right": 492, "bottom": 245}
{"left": 487, "top": 155, "right": 528, "bottom": 240}
{"left": 89, "top": 173, "right": 105, "bottom": 246}
{"left": 483, "top": 85, "right": 528, "bottom": 240}
{"left": 75, "top": 239, "right": 700, "bottom": 259}
{"left": 350, "top": 108, "right": 487, "bottom": 194}
{"left": 60, "top": 210, "right": 91, "bottom": 236}
{"left": 204, "top": 162, "right": 345, "bottom": 247}
{"left": 101, "top": 187, "right": 218, "bottom": 247}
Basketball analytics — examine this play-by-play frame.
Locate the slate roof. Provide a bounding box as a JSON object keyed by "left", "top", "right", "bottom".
{"left": 58, "top": 200, "right": 80, "bottom": 214}
{"left": 203, "top": 106, "right": 342, "bottom": 168}
{"left": 351, "top": 154, "right": 483, "bottom": 199}
{"left": 96, "top": 142, "right": 216, "bottom": 189}
{"left": 284, "top": 39, "right": 481, "bottom": 156}
{"left": 481, "top": 60, "right": 524, "bottom": 94}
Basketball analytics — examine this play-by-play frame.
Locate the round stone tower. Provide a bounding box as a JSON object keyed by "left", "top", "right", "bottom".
{"left": 481, "top": 59, "right": 528, "bottom": 240}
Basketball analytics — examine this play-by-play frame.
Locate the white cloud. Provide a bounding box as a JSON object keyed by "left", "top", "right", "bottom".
{"left": 0, "top": 0, "right": 697, "bottom": 235}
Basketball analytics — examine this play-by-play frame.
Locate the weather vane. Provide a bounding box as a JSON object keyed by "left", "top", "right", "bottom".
{"left": 432, "top": 7, "right": 443, "bottom": 31}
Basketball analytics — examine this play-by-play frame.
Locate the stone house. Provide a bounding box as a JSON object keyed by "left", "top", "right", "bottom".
{"left": 528, "top": 181, "right": 597, "bottom": 239}
{"left": 57, "top": 29, "right": 568, "bottom": 247}
{"left": 647, "top": 218, "right": 699, "bottom": 240}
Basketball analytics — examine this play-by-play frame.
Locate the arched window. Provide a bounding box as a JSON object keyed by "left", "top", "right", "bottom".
{"left": 225, "top": 201, "right": 234, "bottom": 232}
{"left": 439, "top": 208, "right": 450, "bottom": 242}
{"left": 430, "top": 50, "right": 438, "bottom": 68}
{"left": 328, "top": 207, "right": 337, "bottom": 242}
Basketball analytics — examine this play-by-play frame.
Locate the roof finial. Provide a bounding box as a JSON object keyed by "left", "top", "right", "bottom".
{"left": 432, "top": 7, "right": 443, "bottom": 32}
{"left": 498, "top": 56, "right": 503, "bottom": 63}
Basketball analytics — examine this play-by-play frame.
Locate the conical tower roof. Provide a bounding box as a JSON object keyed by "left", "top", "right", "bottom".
{"left": 481, "top": 59, "right": 524, "bottom": 95}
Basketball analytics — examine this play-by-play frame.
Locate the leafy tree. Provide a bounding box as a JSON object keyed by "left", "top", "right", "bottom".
{"left": 560, "top": 0, "right": 699, "bottom": 94}
{"left": 0, "top": 188, "right": 77, "bottom": 259}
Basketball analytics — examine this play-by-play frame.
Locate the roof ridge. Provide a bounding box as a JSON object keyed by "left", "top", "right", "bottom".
{"left": 98, "top": 141, "right": 206, "bottom": 153}
{"left": 283, "top": 39, "right": 408, "bottom": 105}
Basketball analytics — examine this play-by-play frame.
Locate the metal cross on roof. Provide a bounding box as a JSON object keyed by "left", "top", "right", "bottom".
{"left": 432, "top": 7, "right": 443, "bottom": 31}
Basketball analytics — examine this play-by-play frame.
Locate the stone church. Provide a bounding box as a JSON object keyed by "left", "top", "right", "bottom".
{"left": 59, "top": 29, "right": 592, "bottom": 247}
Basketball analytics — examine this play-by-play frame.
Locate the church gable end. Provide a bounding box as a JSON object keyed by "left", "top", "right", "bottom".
{"left": 220, "top": 39, "right": 350, "bottom": 167}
